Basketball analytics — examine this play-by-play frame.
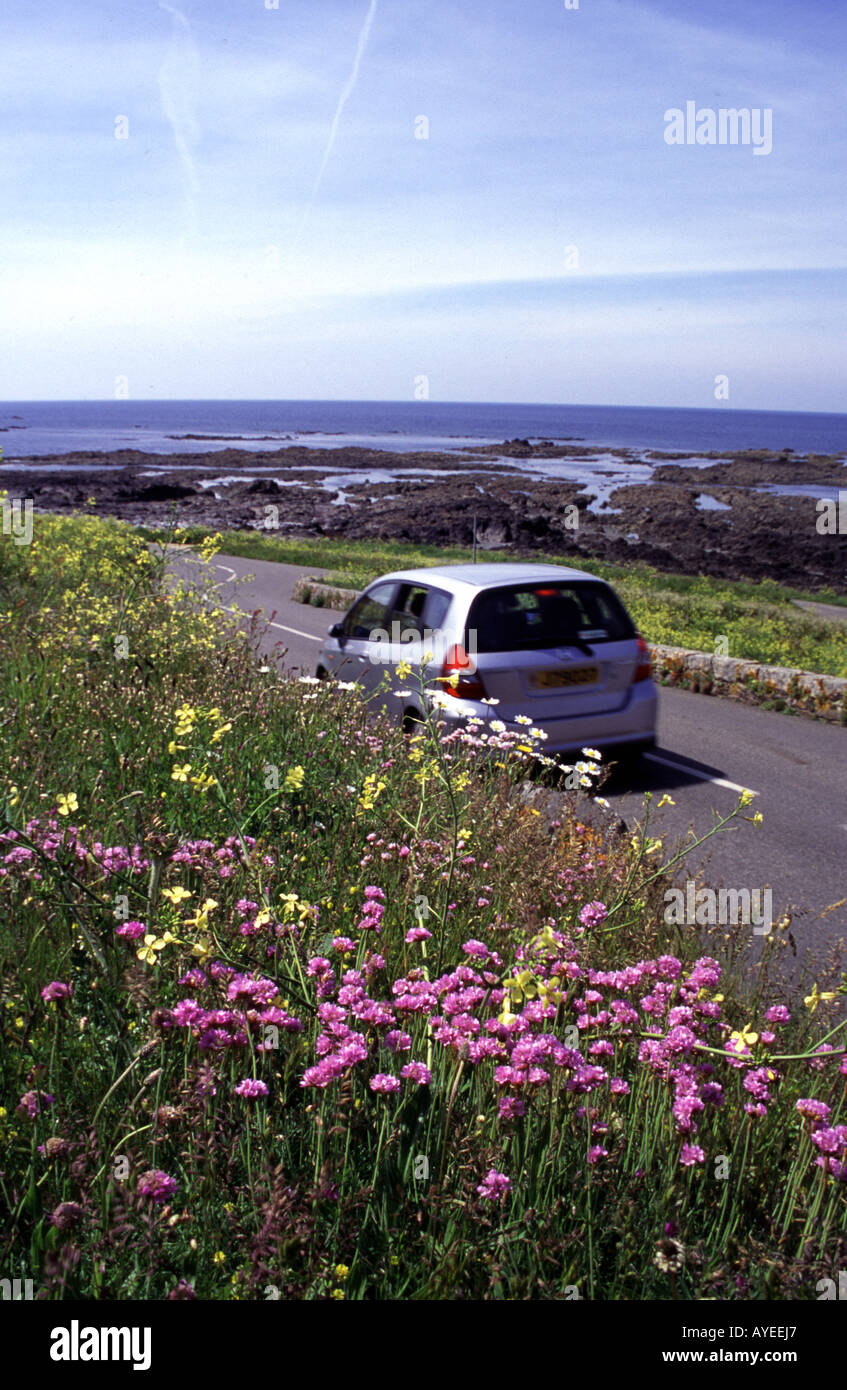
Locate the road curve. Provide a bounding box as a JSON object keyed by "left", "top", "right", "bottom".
{"left": 168, "top": 549, "right": 847, "bottom": 977}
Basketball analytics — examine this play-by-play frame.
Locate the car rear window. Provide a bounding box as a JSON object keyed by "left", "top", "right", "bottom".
{"left": 466, "top": 582, "right": 635, "bottom": 653}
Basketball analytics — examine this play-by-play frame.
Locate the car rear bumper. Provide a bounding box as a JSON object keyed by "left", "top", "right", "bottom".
{"left": 428, "top": 679, "right": 658, "bottom": 755}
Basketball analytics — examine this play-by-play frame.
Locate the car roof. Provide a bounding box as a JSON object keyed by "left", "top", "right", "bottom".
{"left": 370, "top": 562, "right": 604, "bottom": 592}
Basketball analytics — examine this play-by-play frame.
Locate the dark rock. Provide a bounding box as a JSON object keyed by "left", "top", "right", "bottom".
{"left": 7, "top": 440, "right": 846, "bottom": 593}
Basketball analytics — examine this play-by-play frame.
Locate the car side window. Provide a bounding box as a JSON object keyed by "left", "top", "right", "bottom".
{"left": 388, "top": 584, "right": 430, "bottom": 636}
{"left": 342, "top": 582, "right": 396, "bottom": 640}
{"left": 421, "top": 588, "right": 450, "bottom": 632}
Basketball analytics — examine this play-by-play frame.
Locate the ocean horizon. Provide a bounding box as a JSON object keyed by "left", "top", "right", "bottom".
{"left": 1, "top": 399, "right": 846, "bottom": 461}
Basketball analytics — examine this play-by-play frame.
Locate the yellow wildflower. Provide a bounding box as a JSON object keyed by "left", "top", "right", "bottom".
{"left": 804, "top": 983, "right": 837, "bottom": 1014}
{"left": 189, "top": 772, "right": 217, "bottom": 792}
{"left": 136, "top": 933, "right": 170, "bottom": 966}
{"left": 184, "top": 898, "right": 218, "bottom": 931}
{"left": 283, "top": 766, "right": 306, "bottom": 793}
{"left": 162, "top": 885, "right": 192, "bottom": 905}
{"left": 358, "top": 774, "right": 386, "bottom": 810}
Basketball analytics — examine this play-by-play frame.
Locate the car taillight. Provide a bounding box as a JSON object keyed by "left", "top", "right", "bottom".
{"left": 441, "top": 643, "right": 487, "bottom": 700}
{"left": 633, "top": 634, "right": 652, "bottom": 683}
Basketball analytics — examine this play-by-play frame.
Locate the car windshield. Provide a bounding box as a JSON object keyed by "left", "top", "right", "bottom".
{"left": 466, "top": 581, "right": 635, "bottom": 653}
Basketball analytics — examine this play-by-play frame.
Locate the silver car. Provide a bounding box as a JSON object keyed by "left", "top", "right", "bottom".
{"left": 316, "top": 563, "right": 657, "bottom": 760}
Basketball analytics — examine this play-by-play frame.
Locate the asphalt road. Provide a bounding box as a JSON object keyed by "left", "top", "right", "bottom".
{"left": 168, "top": 549, "right": 847, "bottom": 978}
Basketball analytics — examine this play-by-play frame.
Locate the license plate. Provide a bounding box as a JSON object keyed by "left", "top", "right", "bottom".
{"left": 531, "top": 665, "right": 599, "bottom": 689}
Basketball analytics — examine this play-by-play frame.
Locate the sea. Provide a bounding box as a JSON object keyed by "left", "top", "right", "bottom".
{"left": 1, "top": 400, "right": 847, "bottom": 460}
{"left": 2, "top": 401, "right": 846, "bottom": 510}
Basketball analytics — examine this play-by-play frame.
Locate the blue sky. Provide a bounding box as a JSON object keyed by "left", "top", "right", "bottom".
{"left": 1, "top": 0, "right": 845, "bottom": 408}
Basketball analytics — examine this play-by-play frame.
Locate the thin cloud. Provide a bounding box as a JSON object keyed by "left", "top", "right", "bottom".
{"left": 158, "top": 2, "right": 201, "bottom": 227}
{"left": 296, "top": 0, "right": 378, "bottom": 239}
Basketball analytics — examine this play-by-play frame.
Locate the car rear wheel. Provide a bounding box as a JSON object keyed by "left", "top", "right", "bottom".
{"left": 402, "top": 708, "right": 424, "bottom": 735}
{"left": 613, "top": 739, "right": 655, "bottom": 768}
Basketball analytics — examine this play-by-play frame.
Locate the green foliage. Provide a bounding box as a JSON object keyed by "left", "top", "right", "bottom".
{"left": 1, "top": 513, "right": 845, "bottom": 1302}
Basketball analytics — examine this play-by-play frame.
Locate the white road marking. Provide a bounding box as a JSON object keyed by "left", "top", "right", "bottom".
{"left": 170, "top": 553, "right": 325, "bottom": 642}
{"left": 221, "top": 604, "right": 322, "bottom": 643}
{"left": 209, "top": 561, "right": 324, "bottom": 641}
{"left": 644, "top": 752, "right": 759, "bottom": 798}
{"left": 267, "top": 619, "right": 323, "bottom": 642}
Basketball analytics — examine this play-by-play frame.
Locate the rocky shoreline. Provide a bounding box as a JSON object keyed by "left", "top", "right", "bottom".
{"left": 3, "top": 440, "right": 846, "bottom": 592}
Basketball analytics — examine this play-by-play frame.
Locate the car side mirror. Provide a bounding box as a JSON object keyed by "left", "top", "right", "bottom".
{"left": 329, "top": 622, "right": 346, "bottom": 645}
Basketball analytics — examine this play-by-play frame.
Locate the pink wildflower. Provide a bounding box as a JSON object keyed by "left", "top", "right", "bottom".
{"left": 369, "top": 1073, "right": 401, "bottom": 1094}
{"left": 400, "top": 1061, "right": 432, "bottom": 1085}
{"left": 116, "top": 920, "right": 146, "bottom": 940}
{"left": 234, "top": 1079, "right": 269, "bottom": 1099}
{"left": 41, "top": 981, "right": 73, "bottom": 1002}
{"left": 136, "top": 1169, "right": 178, "bottom": 1203}
{"left": 680, "top": 1144, "right": 705, "bottom": 1166}
{"left": 796, "top": 1098, "right": 831, "bottom": 1123}
{"left": 17, "top": 1090, "right": 55, "bottom": 1118}
{"left": 477, "top": 1169, "right": 512, "bottom": 1201}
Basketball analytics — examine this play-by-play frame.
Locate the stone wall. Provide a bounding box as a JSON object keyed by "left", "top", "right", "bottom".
{"left": 648, "top": 643, "right": 847, "bottom": 724}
